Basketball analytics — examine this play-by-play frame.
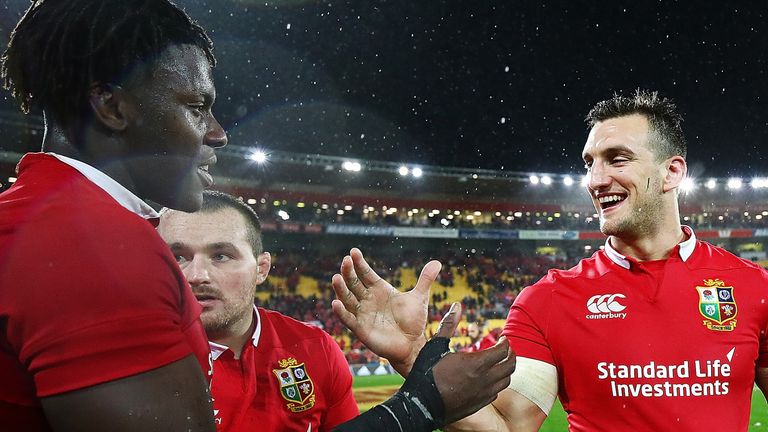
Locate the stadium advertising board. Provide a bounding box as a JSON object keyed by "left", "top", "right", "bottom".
{"left": 325, "top": 224, "right": 394, "bottom": 236}
{"left": 519, "top": 230, "right": 580, "bottom": 240}
{"left": 392, "top": 227, "right": 459, "bottom": 238}
{"left": 460, "top": 229, "right": 519, "bottom": 240}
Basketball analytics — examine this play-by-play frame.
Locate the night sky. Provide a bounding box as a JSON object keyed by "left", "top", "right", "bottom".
{"left": 1, "top": 1, "right": 767, "bottom": 178}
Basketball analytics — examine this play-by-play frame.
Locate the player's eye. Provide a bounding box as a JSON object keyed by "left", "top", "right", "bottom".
{"left": 213, "top": 253, "right": 231, "bottom": 262}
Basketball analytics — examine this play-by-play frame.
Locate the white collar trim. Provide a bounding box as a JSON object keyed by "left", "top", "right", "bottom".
{"left": 604, "top": 225, "right": 697, "bottom": 270}
{"left": 209, "top": 306, "right": 262, "bottom": 360}
{"left": 47, "top": 153, "right": 159, "bottom": 219}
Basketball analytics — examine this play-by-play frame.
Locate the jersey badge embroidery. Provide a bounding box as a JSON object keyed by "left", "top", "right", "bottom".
{"left": 273, "top": 357, "right": 316, "bottom": 412}
{"left": 696, "top": 279, "right": 737, "bottom": 332}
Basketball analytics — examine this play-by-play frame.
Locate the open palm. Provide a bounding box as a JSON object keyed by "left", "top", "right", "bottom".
{"left": 331, "top": 248, "right": 442, "bottom": 375}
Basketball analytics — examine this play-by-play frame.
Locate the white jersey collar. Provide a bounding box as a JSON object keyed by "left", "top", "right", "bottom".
{"left": 604, "top": 225, "right": 697, "bottom": 270}
{"left": 47, "top": 153, "right": 159, "bottom": 219}
{"left": 209, "top": 306, "right": 262, "bottom": 360}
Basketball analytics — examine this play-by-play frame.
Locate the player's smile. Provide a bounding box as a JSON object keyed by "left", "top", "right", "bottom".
{"left": 595, "top": 192, "right": 628, "bottom": 216}
{"left": 197, "top": 152, "right": 217, "bottom": 189}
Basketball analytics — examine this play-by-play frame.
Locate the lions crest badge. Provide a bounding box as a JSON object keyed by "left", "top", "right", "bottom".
{"left": 273, "top": 357, "right": 316, "bottom": 412}
{"left": 696, "top": 278, "right": 737, "bottom": 332}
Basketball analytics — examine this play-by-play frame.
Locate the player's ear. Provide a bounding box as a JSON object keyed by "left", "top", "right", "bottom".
{"left": 663, "top": 155, "right": 687, "bottom": 193}
{"left": 88, "top": 82, "right": 129, "bottom": 132}
{"left": 255, "top": 252, "right": 271, "bottom": 284}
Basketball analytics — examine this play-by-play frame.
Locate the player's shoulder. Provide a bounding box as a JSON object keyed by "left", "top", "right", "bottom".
{"left": 515, "top": 255, "right": 603, "bottom": 303}
{"left": 5, "top": 165, "right": 153, "bottom": 237}
{"left": 695, "top": 240, "right": 763, "bottom": 270}
{"left": 258, "top": 307, "right": 331, "bottom": 342}
{"left": 693, "top": 241, "right": 768, "bottom": 273}
{"left": 537, "top": 254, "right": 601, "bottom": 286}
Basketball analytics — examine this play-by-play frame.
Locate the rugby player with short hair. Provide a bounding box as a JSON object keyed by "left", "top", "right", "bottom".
{"left": 335, "top": 90, "right": 768, "bottom": 431}
{"left": 158, "top": 191, "right": 360, "bottom": 431}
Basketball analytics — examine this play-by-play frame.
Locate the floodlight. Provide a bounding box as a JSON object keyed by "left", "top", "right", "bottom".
{"left": 529, "top": 175, "right": 540, "bottom": 185}
{"left": 398, "top": 166, "right": 409, "bottom": 176}
{"left": 412, "top": 167, "right": 423, "bottom": 178}
{"left": 563, "top": 176, "right": 574, "bottom": 186}
{"left": 541, "top": 175, "right": 552, "bottom": 185}
{"left": 249, "top": 150, "right": 267, "bottom": 163}
{"left": 680, "top": 177, "right": 695, "bottom": 192}
{"left": 727, "top": 178, "right": 742, "bottom": 190}
{"left": 705, "top": 179, "right": 717, "bottom": 190}
{"left": 342, "top": 161, "right": 362, "bottom": 172}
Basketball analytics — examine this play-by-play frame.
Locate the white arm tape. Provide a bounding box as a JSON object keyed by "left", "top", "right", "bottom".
{"left": 507, "top": 356, "right": 558, "bottom": 415}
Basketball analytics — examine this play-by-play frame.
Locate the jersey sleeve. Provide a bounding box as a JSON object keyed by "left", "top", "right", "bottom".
{"left": 5, "top": 205, "right": 198, "bottom": 397}
{"left": 503, "top": 279, "right": 556, "bottom": 365}
{"left": 319, "top": 332, "right": 359, "bottom": 431}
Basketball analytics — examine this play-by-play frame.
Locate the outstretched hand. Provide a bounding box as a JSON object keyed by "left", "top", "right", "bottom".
{"left": 331, "top": 248, "right": 441, "bottom": 376}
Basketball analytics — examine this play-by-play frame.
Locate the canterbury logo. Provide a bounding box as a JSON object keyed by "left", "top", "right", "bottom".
{"left": 587, "top": 294, "right": 627, "bottom": 313}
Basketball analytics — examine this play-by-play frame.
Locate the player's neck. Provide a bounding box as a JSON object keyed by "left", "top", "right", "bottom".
{"left": 210, "top": 313, "right": 255, "bottom": 360}
{"left": 42, "top": 118, "right": 138, "bottom": 195}
{"left": 610, "top": 222, "right": 686, "bottom": 262}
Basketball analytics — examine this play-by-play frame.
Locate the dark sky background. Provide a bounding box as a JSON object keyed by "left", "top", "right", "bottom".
{"left": 1, "top": 0, "right": 767, "bottom": 178}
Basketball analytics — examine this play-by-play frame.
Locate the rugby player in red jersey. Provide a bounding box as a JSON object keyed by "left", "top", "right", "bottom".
{"left": 334, "top": 90, "right": 768, "bottom": 431}
{"left": 0, "top": 0, "right": 226, "bottom": 430}
{"left": 159, "top": 191, "right": 360, "bottom": 431}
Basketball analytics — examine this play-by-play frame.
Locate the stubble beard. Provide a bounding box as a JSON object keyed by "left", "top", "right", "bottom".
{"left": 201, "top": 287, "right": 257, "bottom": 338}
{"left": 599, "top": 182, "right": 664, "bottom": 241}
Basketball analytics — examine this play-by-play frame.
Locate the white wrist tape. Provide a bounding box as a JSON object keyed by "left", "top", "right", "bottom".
{"left": 507, "top": 356, "right": 558, "bottom": 415}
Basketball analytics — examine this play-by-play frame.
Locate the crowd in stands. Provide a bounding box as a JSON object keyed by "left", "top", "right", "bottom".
{"left": 256, "top": 249, "right": 576, "bottom": 364}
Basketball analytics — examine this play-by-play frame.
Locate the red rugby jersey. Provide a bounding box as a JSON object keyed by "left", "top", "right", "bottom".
{"left": 210, "top": 307, "right": 358, "bottom": 432}
{"left": 0, "top": 153, "right": 211, "bottom": 430}
{"left": 505, "top": 228, "right": 768, "bottom": 431}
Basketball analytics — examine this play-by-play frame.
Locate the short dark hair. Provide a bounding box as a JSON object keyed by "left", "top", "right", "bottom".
{"left": 200, "top": 190, "right": 263, "bottom": 257}
{"left": 585, "top": 89, "right": 687, "bottom": 161}
{"left": 1, "top": 0, "right": 215, "bottom": 134}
